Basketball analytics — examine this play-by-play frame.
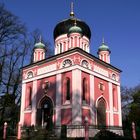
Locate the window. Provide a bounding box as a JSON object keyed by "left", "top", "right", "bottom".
{"left": 82, "top": 78, "right": 87, "bottom": 101}
{"left": 63, "top": 59, "right": 72, "bottom": 67}
{"left": 82, "top": 60, "right": 89, "bottom": 68}
{"left": 112, "top": 74, "right": 116, "bottom": 81}
{"left": 66, "top": 78, "right": 70, "bottom": 100}
{"left": 27, "top": 87, "right": 32, "bottom": 108}
{"left": 27, "top": 71, "right": 33, "bottom": 78}
{"left": 60, "top": 43, "right": 62, "bottom": 53}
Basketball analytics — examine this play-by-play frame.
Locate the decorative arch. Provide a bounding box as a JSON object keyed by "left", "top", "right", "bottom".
{"left": 96, "top": 95, "right": 109, "bottom": 110}
{"left": 36, "top": 95, "right": 54, "bottom": 127}
{"left": 80, "top": 59, "right": 91, "bottom": 69}
{"left": 61, "top": 58, "right": 73, "bottom": 68}
{"left": 97, "top": 97, "right": 106, "bottom": 126}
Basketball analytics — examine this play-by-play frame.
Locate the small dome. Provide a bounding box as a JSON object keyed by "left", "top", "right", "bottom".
{"left": 34, "top": 42, "right": 45, "bottom": 49}
{"left": 98, "top": 43, "right": 110, "bottom": 51}
{"left": 68, "top": 25, "right": 82, "bottom": 35}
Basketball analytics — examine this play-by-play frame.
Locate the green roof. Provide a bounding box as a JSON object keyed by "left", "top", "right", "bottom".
{"left": 68, "top": 25, "right": 82, "bottom": 35}
{"left": 34, "top": 42, "right": 45, "bottom": 49}
{"left": 98, "top": 43, "right": 110, "bottom": 52}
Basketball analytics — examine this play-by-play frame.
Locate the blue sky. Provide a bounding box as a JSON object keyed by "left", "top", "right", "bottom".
{"left": 2, "top": 0, "right": 140, "bottom": 88}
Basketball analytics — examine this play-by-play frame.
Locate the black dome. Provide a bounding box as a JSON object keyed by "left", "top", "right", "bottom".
{"left": 53, "top": 18, "right": 91, "bottom": 40}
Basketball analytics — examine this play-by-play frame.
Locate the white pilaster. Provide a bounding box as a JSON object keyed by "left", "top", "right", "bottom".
{"left": 90, "top": 74, "right": 95, "bottom": 124}
{"left": 20, "top": 83, "right": 26, "bottom": 126}
{"left": 117, "top": 85, "right": 122, "bottom": 126}
{"left": 31, "top": 80, "right": 37, "bottom": 126}
{"left": 72, "top": 69, "right": 82, "bottom": 124}
{"left": 109, "top": 82, "right": 114, "bottom": 126}
{"left": 55, "top": 73, "right": 62, "bottom": 126}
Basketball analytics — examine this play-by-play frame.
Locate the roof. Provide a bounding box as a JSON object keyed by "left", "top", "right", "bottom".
{"left": 53, "top": 18, "right": 91, "bottom": 40}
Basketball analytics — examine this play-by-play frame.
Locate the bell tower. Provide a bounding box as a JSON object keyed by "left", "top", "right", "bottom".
{"left": 98, "top": 38, "right": 111, "bottom": 63}
{"left": 33, "top": 37, "right": 46, "bottom": 62}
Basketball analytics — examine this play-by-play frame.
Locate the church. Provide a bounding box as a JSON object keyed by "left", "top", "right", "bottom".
{"left": 20, "top": 3, "right": 123, "bottom": 137}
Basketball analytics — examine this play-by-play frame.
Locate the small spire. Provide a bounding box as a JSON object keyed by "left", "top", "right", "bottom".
{"left": 102, "top": 37, "right": 105, "bottom": 44}
{"left": 70, "top": 2, "right": 74, "bottom": 18}
{"left": 74, "top": 19, "right": 77, "bottom": 26}
{"left": 39, "top": 35, "right": 42, "bottom": 42}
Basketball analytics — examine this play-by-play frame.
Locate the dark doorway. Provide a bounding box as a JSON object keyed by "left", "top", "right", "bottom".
{"left": 37, "top": 97, "right": 53, "bottom": 129}
{"left": 97, "top": 98, "right": 106, "bottom": 126}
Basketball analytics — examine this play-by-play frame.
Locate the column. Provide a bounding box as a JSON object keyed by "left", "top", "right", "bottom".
{"left": 117, "top": 85, "right": 122, "bottom": 126}
{"left": 90, "top": 75, "right": 95, "bottom": 124}
{"left": 72, "top": 69, "right": 82, "bottom": 124}
{"left": 20, "top": 83, "right": 26, "bottom": 126}
{"left": 109, "top": 82, "right": 114, "bottom": 126}
{"left": 31, "top": 80, "right": 37, "bottom": 126}
{"left": 55, "top": 73, "right": 62, "bottom": 126}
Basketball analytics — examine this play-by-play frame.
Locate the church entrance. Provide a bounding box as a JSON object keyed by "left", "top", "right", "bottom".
{"left": 37, "top": 96, "right": 53, "bottom": 129}
{"left": 97, "top": 98, "right": 106, "bottom": 127}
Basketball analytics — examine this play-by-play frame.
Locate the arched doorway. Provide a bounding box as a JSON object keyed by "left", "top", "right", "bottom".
{"left": 37, "top": 96, "right": 53, "bottom": 129}
{"left": 97, "top": 98, "right": 106, "bottom": 126}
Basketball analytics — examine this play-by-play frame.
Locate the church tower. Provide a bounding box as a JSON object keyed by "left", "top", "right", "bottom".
{"left": 54, "top": 2, "right": 91, "bottom": 54}
{"left": 33, "top": 38, "right": 46, "bottom": 62}
{"left": 98, "top": 38, "right": 111, "bottom": 63}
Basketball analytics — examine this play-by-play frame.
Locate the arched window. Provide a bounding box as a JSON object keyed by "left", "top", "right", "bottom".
{"left": 82, "top": 78, "right": 87, "bottom": 101}
{"left": 66, "top": 78, "right": 70, "bottom": 100}
{"left": 82, "top": 60, "right": 89, "bottom": 68}
{"left": 63, "top": 59, "right": 72, "bottom": 67}
{"left": 97, "top": 98, "right": 106, "bottom": 126}
{"left": 29, "top": 87, "right": 32, "bottom": 107}
{"left": 27, "top": 71, "right": 33, "bottom": 78}
{"left": 113, "top": 88, "right": 117, "bottom": 110}
{"left": 60, "top": 43, "right": 62, "bottom": 53}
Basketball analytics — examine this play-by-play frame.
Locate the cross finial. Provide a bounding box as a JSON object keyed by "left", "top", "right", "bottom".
{"left": 70, "top": 2, "right": 74, "bottom": 18}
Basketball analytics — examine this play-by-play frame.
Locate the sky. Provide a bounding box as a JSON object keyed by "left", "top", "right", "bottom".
{"left": 1, "top": 0, "right": 140, "bottom": 88}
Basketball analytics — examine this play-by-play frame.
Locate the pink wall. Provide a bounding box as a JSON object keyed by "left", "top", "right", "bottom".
{"left": 24, "top": 113, "right": 31, "bottom": 126}
{"left": 82, "top": 109, "right": 91, "bottom": 124}
{"left": 113, "top": 114, "right": 119, "bottom": 126}
{"left": 61, "top": 108, "right": 72, "bottom": 125}
{"left": 36, "top": 75, "right": 56, "bottom": 107}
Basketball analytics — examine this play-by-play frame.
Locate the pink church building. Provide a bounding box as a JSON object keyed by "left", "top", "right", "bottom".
{"left": 20, "top": 4, "right": 123, "bottom": 137}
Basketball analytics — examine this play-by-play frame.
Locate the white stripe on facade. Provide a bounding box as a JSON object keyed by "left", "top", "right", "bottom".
{"left": 109, "top": 82, "right": 114, "bottom": 126}
{"left": 90, "top": 74, "right": 95, "bottom": 124}
{"left": 20, "top": 83, "right": 26, "bottom": 125}
{"left": 117, "top": 85, "right": 122, "bottom": 126}
{"left": 23, "top": 65, "right": 120, "bottom": 86}
{"left": 55, "top": 73, "right": 62, "bottom": 126}
{"left": 31, "top": 80, "right": 37, "bottom": 126}
{"left": 72, "top": 69, "right": 82, "bottom": 124}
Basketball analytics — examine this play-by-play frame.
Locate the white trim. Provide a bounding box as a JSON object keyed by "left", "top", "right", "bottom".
{"left": 55, "top": 73, "right": 62, "bottom": 126}
{"left": 72, "top": 69, "right": 82, "bottom": 125}
{"left": 23, "top": 65, "right": 120, "bottom": 86}
{"left": 117, "top": 85, "right": 122, "bottom": 127}
{"left": 90, "top": 74, "right": 95, "bottom": 124}
{"left": 31, "top": 80, "right": 37, "bottom": 126}
{"left": 20, "top": 83, "right": 26, "bottom": 126}
{"left": 109, "top": 82, "right": 114, "bottom": 126}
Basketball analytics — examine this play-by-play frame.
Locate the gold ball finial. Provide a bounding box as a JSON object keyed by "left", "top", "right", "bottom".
{"left": 70, "top": 2, "right": 75, "bottom": 18}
